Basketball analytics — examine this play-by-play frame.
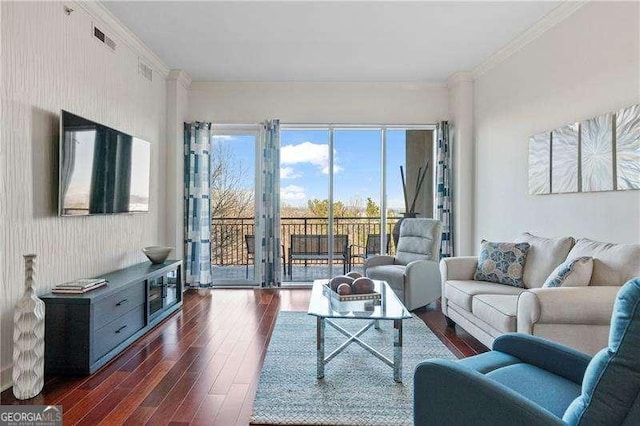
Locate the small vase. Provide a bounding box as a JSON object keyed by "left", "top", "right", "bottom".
{"left": 392, "top": 212, "right": 419, "bottom": 249}
{"left": 12, "top": 254, "right": 45, "bottom": 400}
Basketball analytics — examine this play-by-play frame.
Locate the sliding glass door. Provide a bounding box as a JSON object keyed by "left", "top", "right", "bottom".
{"left": 280, "top": 125, "right": 435, "bottom": 285}
{"left": 210, "top": 128, "right": 261, "bottom": 286}
{"left": 280, "top": 129, "right": 331, "bottom": 283}
{"left": 385, "top": 129, "right": 435, "bottom": 252}
{"left": 207, "top": 124, "right": 434, "bottom": 286}
{"left": 333, "top": 129, "right": 382, "bottom": 275}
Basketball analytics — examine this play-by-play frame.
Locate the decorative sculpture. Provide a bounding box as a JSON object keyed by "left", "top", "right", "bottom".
{"left": 12, "top": 254, "right": 45, "bottom": 400}
{"left": 393, "top": 163, "right": 429, "bottom": 247}
{"left": 528, "top": 103, "right": 640, "bottom": 195}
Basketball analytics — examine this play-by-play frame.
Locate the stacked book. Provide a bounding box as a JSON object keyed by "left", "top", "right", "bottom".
{"left": 52, "top": 278, "right": 107, "bottom": 294}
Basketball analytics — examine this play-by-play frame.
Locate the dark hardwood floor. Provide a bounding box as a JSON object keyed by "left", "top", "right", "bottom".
{"left": 0, "top": 288, "right": 487, "bottom": 425}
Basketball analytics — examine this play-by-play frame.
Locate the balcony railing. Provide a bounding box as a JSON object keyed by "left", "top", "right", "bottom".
{"left": 211, "top": 216, "right": 400, "bottom": 267}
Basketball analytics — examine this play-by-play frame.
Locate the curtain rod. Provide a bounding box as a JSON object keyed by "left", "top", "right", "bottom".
{"left": 212, "top": 123, "right": 437, "bottom": 130}
{"left": 281, "top": 124, "right": 437, "bottom": 130}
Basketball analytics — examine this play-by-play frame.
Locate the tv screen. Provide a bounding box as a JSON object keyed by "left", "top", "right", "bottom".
{"left": 59, "top": 111, "right": 151, "bottom": 216}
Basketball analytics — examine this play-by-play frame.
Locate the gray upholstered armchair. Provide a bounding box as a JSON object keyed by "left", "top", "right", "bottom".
{"left": 364, "top": 218, "right": 442, "bottom": 310}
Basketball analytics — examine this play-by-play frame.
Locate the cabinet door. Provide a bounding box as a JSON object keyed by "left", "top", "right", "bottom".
{"left": 165, "top": 268, "right": 182, "bottom": 308}
{"left": 148, "top": 276, "right": 164, "bottom": 318}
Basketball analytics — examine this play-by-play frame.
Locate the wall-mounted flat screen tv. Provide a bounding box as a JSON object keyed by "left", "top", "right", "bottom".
{"left": 59, "top": 110, "right": 151, "bottom": 216}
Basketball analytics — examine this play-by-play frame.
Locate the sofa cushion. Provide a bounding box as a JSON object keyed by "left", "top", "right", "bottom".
{"left": 445, "top": 280, "right": 525, "bottom": 312}
{"left": 474, "top": 241, "right": 531, "bottom": 287}
{"left": 472, "top": 294, "right": 519, "bottom": 333}
{"left": 566, "top": 239, "right": 640, "bottom": 286}
{"left": 543, "top": 257, "right": 593, "bottom": 288}
{"left": 366, "top": 265, "right": 404, "bottom": 292}
{"left": 515, "top": 233, "right": 575, "bottom": 288}
{"left": 487, "top": 363, "right": 582, "bottom": 418}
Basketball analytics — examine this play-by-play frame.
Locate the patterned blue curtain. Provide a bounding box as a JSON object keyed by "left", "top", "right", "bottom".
{"left": 436, "top": 121, "right": 454, "bottom": 258}
{"left": 184, "top": 122, "right": 213, "bottom": 288}
{"left": 260, "top": 120, "right": 281, "bottom": 287}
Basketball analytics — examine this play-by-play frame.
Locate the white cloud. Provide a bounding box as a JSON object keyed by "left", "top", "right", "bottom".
{"left": 281, "top": 185, "right": 306, "bottom": 201}
{"left": 280, "top": 166, "right": 302, "bottom": 179}
{"left": 321, "top": 164, "right": 343, "bottom": 175}
{"left": 281, "top": 142, "right": 341, "bottom": 175}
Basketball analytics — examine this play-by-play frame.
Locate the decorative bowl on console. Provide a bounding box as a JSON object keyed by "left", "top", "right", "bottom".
{"left": 142, "top": 246, "right": 173, "bottom": 264}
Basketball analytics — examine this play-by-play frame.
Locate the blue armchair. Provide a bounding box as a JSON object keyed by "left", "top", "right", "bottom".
{"left": 414, "top": 277, "right": 640, "bottom": 425}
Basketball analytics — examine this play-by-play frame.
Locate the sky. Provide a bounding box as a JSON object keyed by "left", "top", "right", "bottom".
{"left": 212, "top": 129, "right": 411, "bottom": 212}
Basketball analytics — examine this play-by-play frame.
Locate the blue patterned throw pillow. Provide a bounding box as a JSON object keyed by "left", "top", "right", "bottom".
{"left": 474, "top": 241, "right": 531, "bottom": 287}
{"left": 543, "top": 257, "right": 593, "bottom": 288}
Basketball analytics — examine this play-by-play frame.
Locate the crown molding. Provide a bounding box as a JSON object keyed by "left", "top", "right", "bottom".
{"left": 73, "top": 1, "right": 170, "bottom": 78}
{"left": 168, "top": 69, "right": 193, "bottom": 89}
{"left": 472, "top": 0, "right": 588, "bottom": 79}
{"left": 447, "top": 71, "right": 474, "bottom": 88}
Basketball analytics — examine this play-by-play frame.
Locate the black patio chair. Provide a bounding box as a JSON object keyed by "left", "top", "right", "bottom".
{"left": 349, "top": 233, "right": 391, "bottom": 269}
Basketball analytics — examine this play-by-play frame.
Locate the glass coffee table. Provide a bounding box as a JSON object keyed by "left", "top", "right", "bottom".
{"left": 307, "top": 279, "right": 412, "bottom": 382}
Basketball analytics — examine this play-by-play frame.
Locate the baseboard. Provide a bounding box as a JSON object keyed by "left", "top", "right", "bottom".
{"left": 0, "top": 364, "right": 12, "bottom": 393}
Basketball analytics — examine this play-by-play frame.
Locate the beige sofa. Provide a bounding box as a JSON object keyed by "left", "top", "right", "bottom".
{"left": 440, "top": 234, "right": 640, "bottom": 355}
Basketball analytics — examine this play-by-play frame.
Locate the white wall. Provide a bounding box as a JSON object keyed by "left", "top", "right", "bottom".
{"left": 474, "top": 1, "right": 640, "bottom": 248}
{"left": 165, "top": 71, "right": 191, "bottom": 260}
{"left": 0, "top": 2, "right": 167, "bottom": 390}
{"left": 448, "top": 73, "right": 475, "bottom": 255}
{"left": 188, "top": 82, "right": 449, "bottom": 124}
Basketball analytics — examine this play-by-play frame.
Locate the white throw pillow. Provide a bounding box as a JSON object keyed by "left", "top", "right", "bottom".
{"left": 543, "top": 257, "right": 594, "bottom": 288}
{"left": 567, "top": 238, "right": 640, "bottom": 286}
{"left": 515, "top": 233, "right": 575, "bottom": 288}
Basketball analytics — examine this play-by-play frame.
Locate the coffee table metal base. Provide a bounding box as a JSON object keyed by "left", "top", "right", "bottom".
{"left": 316, "top": 317, "right": 403, "bottom": 382}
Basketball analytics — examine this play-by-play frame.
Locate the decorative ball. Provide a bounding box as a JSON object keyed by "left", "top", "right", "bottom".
{"left": 337, "top": 283, "right": 352, "bottom": 295}
{"left": 346, "top": 271, "right": 363, "bottom": 279}
{"left": 352, "top": 277, "right": 375, "bottom": 294}
{"left": 329, "top": 275, "right": 355, "bottom": 291}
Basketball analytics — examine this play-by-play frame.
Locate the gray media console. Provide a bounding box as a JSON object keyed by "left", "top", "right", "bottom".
{"left": 41, "top": 260, "right": 183, "bottom": 375}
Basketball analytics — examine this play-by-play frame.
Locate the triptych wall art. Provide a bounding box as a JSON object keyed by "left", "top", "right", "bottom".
{"left": 529, "top": 104, "right": 640, "bottom": 195}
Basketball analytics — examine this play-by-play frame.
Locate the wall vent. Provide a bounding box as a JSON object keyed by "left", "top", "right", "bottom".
{"left": 138, "top": 59, "right": 153, "bottom": 82}
{"left": 92, "top": 24, "right": 116, "bottom": 52}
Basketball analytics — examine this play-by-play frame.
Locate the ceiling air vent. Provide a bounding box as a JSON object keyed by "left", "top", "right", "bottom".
{"left": 138, "top": 58, "right": 153, "bottom": 82}
{"left": 92, "top": 24, "right": 116, "bottom": 52}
